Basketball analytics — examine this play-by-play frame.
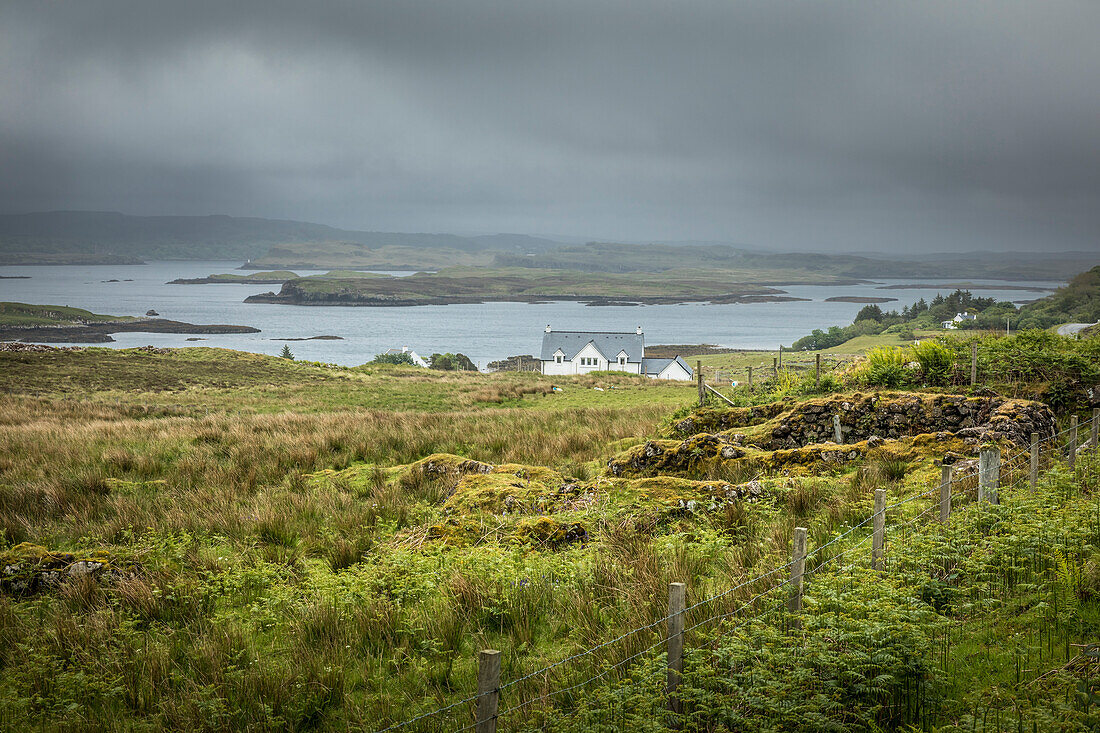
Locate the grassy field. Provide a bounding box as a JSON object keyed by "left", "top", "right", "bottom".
{"left": 0, "top": 302, "right": 133, "bottom": 327}
{"left": 2, "top": 340, "right": 1099, "bottom": 730}
{"left": 684, "top": 330, "right": 944, "bottom": 386}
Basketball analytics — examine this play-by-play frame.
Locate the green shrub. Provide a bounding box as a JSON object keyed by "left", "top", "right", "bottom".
{"left": 371, "top": 351, "right": 416, "bottom": 365}
{"left": 910, "top": 339, "right": 953, "bottom": 385}
{"left": 860, "top": 345, "right": 909, "bottom": 388}
{"left": 429, "top": 352, "right": 476, "bottom": 371}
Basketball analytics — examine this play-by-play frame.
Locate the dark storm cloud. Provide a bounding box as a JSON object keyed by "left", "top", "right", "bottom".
{"left": 1, "top": 0, "right": 1098, "bottom": 251}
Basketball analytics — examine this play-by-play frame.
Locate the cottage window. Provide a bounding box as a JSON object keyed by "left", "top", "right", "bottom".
{"left": 555, "top": 355, "right": 563, "bottom": 363}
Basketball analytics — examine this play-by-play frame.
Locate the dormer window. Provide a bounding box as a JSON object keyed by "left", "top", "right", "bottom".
{"left": 555, "top": 355, "right": 563, "bottom": 364}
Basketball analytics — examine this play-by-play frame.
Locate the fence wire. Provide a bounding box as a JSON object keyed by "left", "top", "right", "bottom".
{"left": 377, "top": 416, "right": 1094, "bottom": 732}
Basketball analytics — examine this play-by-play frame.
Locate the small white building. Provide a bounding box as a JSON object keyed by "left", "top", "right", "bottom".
{"left": 384, "top": 346, "right": 429, "bottom": 367}
{"left": 539, "top": 326, "right": 693, "bottom": 381}
{"left": 941, "top": 311, "right": 978, "bottom": 330}
{"left": 642, "top": 356, "right": 695, "bottom": 381}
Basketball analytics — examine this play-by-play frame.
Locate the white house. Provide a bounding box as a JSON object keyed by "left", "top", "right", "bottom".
{"left": 384, "top": 346, "right": 429, "bottom": 367}
{"left": 941, "top": 311, "right": 978, "bottom": 330}
{"left": 642, "top": 356, "right": 695, "bottom": 381}
{"left": 539, "top": 326, "right": 693, "bottom": 381}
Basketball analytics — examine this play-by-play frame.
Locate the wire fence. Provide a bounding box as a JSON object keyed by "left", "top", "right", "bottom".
{"left": 377, "top": 414, "right": 1098, "bottom": 732}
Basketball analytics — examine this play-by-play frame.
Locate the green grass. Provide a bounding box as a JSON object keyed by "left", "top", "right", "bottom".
{"left": 209, "top": 270, "right": 299, "bottom": 281}
{"left": 0, "top": 347, "right": 693, "bottom": 413}
{"left": 685, "top": 330, "right": 951, "bottom": 386}
{"left": 0, "top": 301, "right": 130, "bottom": 327}
{"left": 0, "top": 343, "right": 1098, "bottom": 730}
{"left": 257, "top": 266, "right": 802, "bottom": 306}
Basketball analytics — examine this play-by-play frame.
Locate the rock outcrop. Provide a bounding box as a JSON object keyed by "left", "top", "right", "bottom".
{"left": 612, "top": 392, "right": 1055, "bottom": 479}
{"left": 1, "top": 543, "right": 135, "bottom": 595}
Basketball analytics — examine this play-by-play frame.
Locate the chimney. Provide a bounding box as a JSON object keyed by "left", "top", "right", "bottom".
{"left": 636, "top": 325, "right": 643, "bottom": 335}
{"left": 402, "top": 346, "right": 408, "bottom": 353}
{"left": 545, "top": 324, "right": 552, "bottom": 333}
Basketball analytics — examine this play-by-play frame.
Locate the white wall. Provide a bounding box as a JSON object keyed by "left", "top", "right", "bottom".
{"left": 540, "top": 343, "right": 642, "bottom": 375}
{"left": 652, "top": 362, "right": 693, "bottom": 381}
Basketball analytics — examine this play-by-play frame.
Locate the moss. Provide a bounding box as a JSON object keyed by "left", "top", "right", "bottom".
{"left": 513, "top": 517, "right": 588, "bottom": 548}
{"left": 103, "top": 477, "right": 168, "bottom": 495}
{"left": 411, "top": 453, "right": 494, "bottom": 477}
{"left": 0, "top": 543, "right": 120, "bottom": 595}
{"left": 442, "top": 465, "right": 570, "bottom": 515}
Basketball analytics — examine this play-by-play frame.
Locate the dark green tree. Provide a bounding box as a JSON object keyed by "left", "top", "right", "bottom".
{"left": 429, "top": 352, "right": 477, "bottom": 371}
{"left": 371, "top": 352, "right": 416, "bottom": 365}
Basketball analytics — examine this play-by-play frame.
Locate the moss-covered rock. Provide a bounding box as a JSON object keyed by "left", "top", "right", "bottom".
{"left": 0, "top": 542, "right": 126, "bottom": 595}
{"left": 514, "top": 517, "right": 588, "bottom": 548}
{"left": 657, "top": 392, "right": 1054, "bottom": 455}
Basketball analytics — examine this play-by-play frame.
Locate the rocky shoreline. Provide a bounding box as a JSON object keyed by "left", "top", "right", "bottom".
{"left": 0, "top": 319, "right": 260, "bottom": 343}
{"left": 169, "top": 276, "right": 292, "bottom": 285}
{"left": 824, "top": 296, "right": 898, "bottom": 303}
{"left": 244, "top": 285, "right": 808, "bottom": 307}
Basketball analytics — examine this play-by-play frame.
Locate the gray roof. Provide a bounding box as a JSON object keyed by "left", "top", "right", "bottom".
{"left": 642, "top": 356, "right": 693, "bottom": 376}
{"left": 541, "top": 330, "right": 644, "bottom": 363}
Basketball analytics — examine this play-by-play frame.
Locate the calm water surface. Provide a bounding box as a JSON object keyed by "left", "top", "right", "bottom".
{"left": 0, "top": 261, "right": 1063, "bottom": 367}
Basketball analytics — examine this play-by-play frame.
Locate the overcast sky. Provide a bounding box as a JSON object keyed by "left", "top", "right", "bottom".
{"left": 1, "top": 1, "right": 1098, "bottom": 252}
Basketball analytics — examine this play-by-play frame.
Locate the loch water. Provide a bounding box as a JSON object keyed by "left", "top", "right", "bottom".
{"left": 0, "top": 261, "right": 1063, "bottom": 367}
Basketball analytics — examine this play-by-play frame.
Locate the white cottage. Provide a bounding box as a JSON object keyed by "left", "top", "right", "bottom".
{"left": 383, "top": 346, "right": 429, "bottom": 367}
{"left": 539, "top": 326, "right": 694, "bottom": 381}
{"left": 940, "top": 311, "right": 978, "bottom": 330}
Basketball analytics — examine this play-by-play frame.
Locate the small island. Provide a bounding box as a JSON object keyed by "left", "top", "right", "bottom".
{"left": 0, "top": 302, "right": 259, "bottom": 343}
{"left": 824, "top": 296, "right": 899, "bottom": 303}
{"left": 169, "top": 271, "right": 300, "bottom": 285}
{"left": 243, "top": 267, "right": 818, "bottom": 307}
{"left": 169, "top": 269, "right": 392, "bottom": 285}
{"left": 875, "top": 282, "right": 1053, "bottom": 292}
{"left": 270, "top": 335, "right": 344, "bottom": 341}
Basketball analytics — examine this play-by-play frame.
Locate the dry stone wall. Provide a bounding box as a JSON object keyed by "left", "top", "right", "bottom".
{"left": 613, "top": 392, "right": 1056, "bottom": 479}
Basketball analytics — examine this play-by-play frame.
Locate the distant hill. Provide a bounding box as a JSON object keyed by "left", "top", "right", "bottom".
{"left": 0, "top": 211, "right": 564, "bottom": 263}
{"left": 0, "top": 210, "right": 1091, "bottom": 280}
{"left": 491, "top": 241, "right": 1095, "bottom": 280}
{"left": 1016, "top": 265, "right": 1100, "bottom": 329}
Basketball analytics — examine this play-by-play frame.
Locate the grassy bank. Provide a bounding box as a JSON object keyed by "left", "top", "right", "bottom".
{"left": 1, "top": 341, "right": 1099, "bottom": 730}
{"left": 0, "top": 302, "right": 132, "bottom": 327}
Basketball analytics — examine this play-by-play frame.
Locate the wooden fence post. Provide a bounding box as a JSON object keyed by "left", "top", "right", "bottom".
{"left": 939, "top": 464, "right": 952, "bottom": 522}
{"left": 666, "top": 582, "right": 686, "bottom": 716}
{"left": 773, "top": 357, "right": 778, "bottom": 377}
{"left": 1092, "top": 408, "right": 1099, "bottom": 449}
{"left": 1030, "top": 432, "right": 1039, "bottom": 490}
{"left": 696, "top": 361, "right": 704, "bottom": 407}
{"left": 788, "top": 527, "right": 807, "bottom": 616}
{"left": 970, "top": 342, "right": 978, "bottom": 386}
{"left": 747, "top": 366, "right": 753, "bottom": 391}
{"left": 778, "top": 345, "right": 783, "bottom": 370}
{"left": 872, "top": 489, "right": 886, "bottom": 572}
{"left": 475, "top": 649, "right": 501, "bottom": 733}
{"left": 815, "top": 353, "right": 821, "bottom": 389}
{"left": 1069, "top": 415, "right": 1079, "bottom": 470}
{"left": 979, "top": 446, "right": 1000, "bottom": 504}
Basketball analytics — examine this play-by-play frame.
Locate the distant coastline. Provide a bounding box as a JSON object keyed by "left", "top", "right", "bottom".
{"left": 0, "top": 319, "right": 260, "bottom": 343}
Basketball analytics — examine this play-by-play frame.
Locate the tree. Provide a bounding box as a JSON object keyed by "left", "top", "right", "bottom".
{"left": 855, "top": 304, "right": 885, "bottom": 322}
{"left": 429, "top": 352, "right": 477, "bottom": 371}
{"left": 280, "top": 344, "right": 294, "bottom": 360}
{"left": 371, "top": 351, "right": 416, "bottom": 365}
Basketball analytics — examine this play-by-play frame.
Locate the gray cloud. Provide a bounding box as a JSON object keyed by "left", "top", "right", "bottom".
{"left": 1, "top": 0, "right": 1098, "bottom": 252}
